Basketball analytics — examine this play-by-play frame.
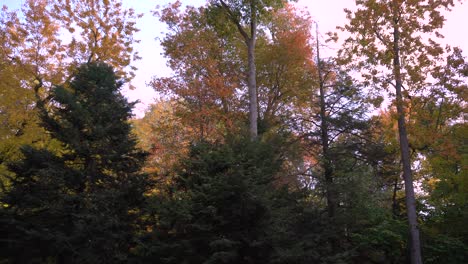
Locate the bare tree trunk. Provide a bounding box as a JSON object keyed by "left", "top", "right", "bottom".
{"left": 392, "top": 18, "right": 423, "bottom": 264}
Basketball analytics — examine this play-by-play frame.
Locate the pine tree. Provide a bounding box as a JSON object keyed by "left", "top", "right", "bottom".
{"left": 0, "top": 62, "right": 148, "bottom": 263}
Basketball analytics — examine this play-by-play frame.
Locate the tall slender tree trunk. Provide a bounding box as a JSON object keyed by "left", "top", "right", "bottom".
{"left": 247, "top": 1, "right": 258, "bottom": 140}
{"left": 315, "top": 24, "right": 335, "bottom": 218}
{"left": 218, "top": 0, "right": 258, "bottom": 140}
{"left": 392, "top": 18, "right": 423, "bottom": 264}
{"left": 247, "top": 37, "right": 258, "bottom": 139}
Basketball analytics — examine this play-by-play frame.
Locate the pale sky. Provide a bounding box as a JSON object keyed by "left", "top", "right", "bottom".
{"left": 2, "top": 0, "right": 467, "bottom": 117}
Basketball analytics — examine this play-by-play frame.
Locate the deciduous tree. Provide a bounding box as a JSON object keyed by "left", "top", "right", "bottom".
{"left": 209, "top": 0, "right": 286, "bottom": 139}
{"left": 337, "top": 1, "right": 463, "bottom": 263}
{"left": 152, "top": 2, "right": 243, "bottom": 141}
{"left": 52, "top": 0, "right": 142, "bottom": 83}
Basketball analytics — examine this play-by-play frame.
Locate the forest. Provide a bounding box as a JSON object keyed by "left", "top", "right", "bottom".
{"left": 0, "top": 0, "right": 466, "bottom": 263}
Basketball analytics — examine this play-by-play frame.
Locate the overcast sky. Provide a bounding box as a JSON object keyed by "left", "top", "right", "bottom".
{"left": 2, "top": 0, "right": 467, "bottom": 117}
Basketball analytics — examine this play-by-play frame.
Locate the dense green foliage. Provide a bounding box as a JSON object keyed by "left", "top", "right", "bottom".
{"left": 134, "top": 136, "right": 291, "bottom": 263}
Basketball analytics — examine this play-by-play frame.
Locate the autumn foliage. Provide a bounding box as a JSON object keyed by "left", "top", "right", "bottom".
{"left": 0, "top": 0, "right": 467, "bottom": 263}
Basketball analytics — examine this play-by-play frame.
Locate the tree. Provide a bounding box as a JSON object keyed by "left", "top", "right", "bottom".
{"left": 0, "top": 1, "right": 63, "bottom": 176}
{"left": 209, "top": 0, "right": 286, "bottom": 139}
{"left": 415, "top": 48, "right": 468, "bottom": 261}
{"left": 153, "top": 2, "right": 313, "bottom": 141}
{"left": 255, "top": 3, "right": 314, "bottom": 131}
{"left": 152, "top": 2, "right": 243, "bottom": 141}
{"left": 370, "top": 110, "right": 407, "bottom": 218}
{"left": 132, "top": 100, "right": 192, "bottom": 176}
{"left": 336, "top": 1, "right": 463, "bottom": 263}
{"left": 0, "top": 63, "right": 149, "bottom": 263}
{"left": 286, "top": 23, "right": 372, "bottom": 220}
{"left": 51, "top": 0, "right": 142, "bottom": 83}
{"left": 134, "top": 135, "right": 308, "bottom": 264}
{"left": 7, "top": 0, "right": 65, "bottom": 87}
{"left": 0, "top": 0, "right": 142, "bottom": 184}
{"left": 1, "top": 0, "right": 141, "bottom": 87}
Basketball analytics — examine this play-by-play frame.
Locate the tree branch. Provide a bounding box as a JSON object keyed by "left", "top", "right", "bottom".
{"left": 218, "top": 0, "right": 250, "bottom": 43}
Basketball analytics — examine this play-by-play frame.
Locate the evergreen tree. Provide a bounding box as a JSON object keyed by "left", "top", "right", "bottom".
{"left": 0, "top": 62, "right": 149, "bottom": 263}
{"left": 135, "top": 135, "right": 309, "bottom": 264}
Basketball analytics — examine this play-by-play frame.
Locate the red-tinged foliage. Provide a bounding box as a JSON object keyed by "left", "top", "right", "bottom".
{"left": 256, "top": 4, "right": 315, "bottom": 123}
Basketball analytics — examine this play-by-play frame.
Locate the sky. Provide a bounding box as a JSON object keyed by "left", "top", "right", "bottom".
{"left": 2, "top": 0, "right": 468, "bottom": 117}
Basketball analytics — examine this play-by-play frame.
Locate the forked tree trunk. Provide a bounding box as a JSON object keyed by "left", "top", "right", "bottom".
{"left": 219, "top": 0, "right": 258, "bottom": 140}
